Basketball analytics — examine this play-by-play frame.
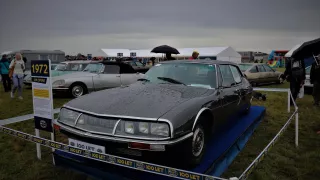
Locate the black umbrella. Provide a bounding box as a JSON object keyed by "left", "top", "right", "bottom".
{"left": 151, "top": 45, "right": 180, "bottom": 54}
{"left": 291, "top": 37, "right": 320, "bottom": 65}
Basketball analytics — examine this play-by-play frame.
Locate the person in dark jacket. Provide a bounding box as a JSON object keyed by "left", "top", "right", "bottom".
{"left": 0, "top": 54, "right": 11, "bottom": 92}
{"left": 310, "top": 54, "right": 320, "bottom": 106}
{"left": 283, "top": 57, "right": 306, "bottom": 104}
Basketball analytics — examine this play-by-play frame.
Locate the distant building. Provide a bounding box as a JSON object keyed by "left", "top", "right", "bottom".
{"left": 238, "top": 51, "right": 268, "bottom": 63}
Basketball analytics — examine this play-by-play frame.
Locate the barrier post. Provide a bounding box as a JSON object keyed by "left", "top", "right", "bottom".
{"left": 287, "top": 89, "right": 290, "bottom": 113}
{"left": 295, "top": 111, "right": 299, "bottom": 147}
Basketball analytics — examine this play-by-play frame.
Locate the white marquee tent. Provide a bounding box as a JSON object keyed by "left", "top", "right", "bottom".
{"left": 101, "top": 46, "right": 241, "bottom": 63}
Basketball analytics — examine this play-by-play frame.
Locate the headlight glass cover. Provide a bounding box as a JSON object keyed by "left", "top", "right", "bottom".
{"left": 58, "top": 108, "right": 80, "bottom": 126}
{"left": 115, "top": 121, "right": 170, "bottom": 138}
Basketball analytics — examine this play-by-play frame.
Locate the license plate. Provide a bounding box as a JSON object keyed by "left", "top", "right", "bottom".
{"left": 68, "top": 138, "right": 105, "bottom": 153}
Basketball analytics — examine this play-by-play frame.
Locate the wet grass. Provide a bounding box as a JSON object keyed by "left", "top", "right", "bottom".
{"left": 0, "top": 82, "right": 320, "bottom": 180}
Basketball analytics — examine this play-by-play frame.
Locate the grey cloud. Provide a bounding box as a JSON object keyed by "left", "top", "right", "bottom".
{"left": 0, "top": 0, "right": 319, "bottom": 54}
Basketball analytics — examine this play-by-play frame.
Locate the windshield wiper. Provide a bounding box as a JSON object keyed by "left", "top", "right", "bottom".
{"left": 157, "top": 77, "right": 186, "bottom": 85}
{"left": 137, "top": 78, "right": 150, "bottom": 82}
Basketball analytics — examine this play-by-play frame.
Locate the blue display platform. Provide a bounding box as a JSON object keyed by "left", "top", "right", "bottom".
{"left": 54, "top": 106, "right": 266, "bottom": 180}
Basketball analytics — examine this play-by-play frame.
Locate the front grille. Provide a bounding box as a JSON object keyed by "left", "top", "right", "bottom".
{"left": 75, "top": 113, "right": 119, "bottom": 135}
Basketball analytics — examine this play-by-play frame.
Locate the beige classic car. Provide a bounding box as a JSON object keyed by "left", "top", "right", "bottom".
{"left": 238, "top": 63, "right": 282, "bottom": 86}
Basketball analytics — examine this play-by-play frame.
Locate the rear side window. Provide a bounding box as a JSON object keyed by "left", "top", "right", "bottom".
{"left": 257, "top": 65, "right": 266, "bottom": 72}
{"left": 104, "top": 65, "right": 120, "bottom": 74}
{"left": 249, "top": 66, "right": 258, "bottom": 73}
{"left": 263, "top": 65, "right": 274, "bottom": 72}
{"left": 230, "top": 65, "right": 242, "bottom": 83}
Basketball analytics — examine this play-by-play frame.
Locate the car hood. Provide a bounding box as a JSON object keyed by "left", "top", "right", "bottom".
{"left": 52, "top": 72, "right": 96, "bottom": 81}
{"left": 64, "top": 83, "right": 211, "bottom": 119}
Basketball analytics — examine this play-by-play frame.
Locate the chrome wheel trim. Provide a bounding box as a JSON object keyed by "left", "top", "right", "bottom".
{"left": 72, "top": 85, "right": 84, "bottom": 97}
{"left": 192, "top": 126, "right": 205, "bottom": 157}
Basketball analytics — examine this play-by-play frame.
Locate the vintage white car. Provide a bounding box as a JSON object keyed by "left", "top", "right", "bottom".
{"left": 52, "top": 61, "right": 144, "bottom": 98}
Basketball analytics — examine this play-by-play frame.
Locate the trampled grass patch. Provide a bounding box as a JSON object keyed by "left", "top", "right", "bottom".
{"left": 0, "top": 83, "right": 320, "bottom": 180}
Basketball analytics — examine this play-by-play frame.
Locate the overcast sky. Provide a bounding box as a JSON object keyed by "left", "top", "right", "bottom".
{"left": 0, "top": 0, "right": 319, "bottom": 55}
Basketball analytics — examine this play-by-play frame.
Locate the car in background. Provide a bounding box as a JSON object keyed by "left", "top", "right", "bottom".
{"left": 304, "top": 66, "right": 313, "bottom": 90}
{"left": 52, "top": 61, "right": 144, "bottom": 98}
{"left": 123, "top": 61, "right": 150, "bottom": 73}
{"left": 23, "top": 61, "right": 91, "bottom": 86}
{"left": 239, "top": 63, "right": 282, "bottom": 86}
{"left": 55, "top": 60, "right": 252, "bottom": 167}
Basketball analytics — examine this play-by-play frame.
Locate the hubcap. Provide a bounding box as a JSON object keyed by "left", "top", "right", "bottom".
{"left": 72, "top": 86, "right": 83, "bottom": 97}
{"left": 192, "top": 127, "right": 205, "bottom": 157}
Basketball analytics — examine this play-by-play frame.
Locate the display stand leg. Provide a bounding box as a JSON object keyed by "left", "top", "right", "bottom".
{"left": 295, "top": 112, "right": 299, "bottom": 147}
{"left": 287, "top": 90, "right": 290, "bottom": 113}
{"left": 35, "top": 129, "right": 41, "bottom": 160}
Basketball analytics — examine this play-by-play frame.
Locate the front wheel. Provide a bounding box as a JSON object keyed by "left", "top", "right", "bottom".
{"left": 184, "top": 124, "right": 206, "bottom": 167}
{"left": 70, "top": 84, "right": 87, "bottom": 98}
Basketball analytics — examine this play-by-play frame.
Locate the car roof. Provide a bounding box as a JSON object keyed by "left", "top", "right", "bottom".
{"left": 61, "top": 60, "right": 93, "bottom": 64}
{"left": 159, "top": 60, "right": 238, "bottom": 66}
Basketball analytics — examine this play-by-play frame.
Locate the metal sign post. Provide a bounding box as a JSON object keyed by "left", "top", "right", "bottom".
{"left": 31, "top": 56, "right": 54, "bottom": 160}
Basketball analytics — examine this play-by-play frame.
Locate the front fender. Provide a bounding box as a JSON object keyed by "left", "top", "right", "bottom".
{"left": 159, "top": 96, "right": 216, "bottom": 138}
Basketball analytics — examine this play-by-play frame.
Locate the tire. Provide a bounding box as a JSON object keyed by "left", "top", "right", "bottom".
{"left": 184, "top": 123, "right": 207, "bottom": 167}
{"left": 69, "top": 83, "right": 87, "bottom": 98}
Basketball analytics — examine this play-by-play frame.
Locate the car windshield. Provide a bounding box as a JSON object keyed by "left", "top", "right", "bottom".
{"left": 238, "top": 64, "right": 253, "bottom": 72}
{"left": 306, "top": 66, "right": 311, "bottom": 75}
{"left": 55, "top": 64, "right": 67, "bottom": 71}
{"left": 51, "top": 64, "right": 57, "bottom": 70}
{"left": 83, "top": 63, "right": 104, "bottom": 73}
{"left": 143, "top": 63, "right": 217, "bottom": 89}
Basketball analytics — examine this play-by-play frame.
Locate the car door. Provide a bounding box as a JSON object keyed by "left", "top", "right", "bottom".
{"left": 263, "top": 64, "right": 278, "bottom": 82}
{"left": 217, "top": 64, "right": 238, "bottom": 122}
{"left": 92, "top": 64, "right": 121, "bottom": 90}
{"left": 229, "top": 65, "right": 248, "bottom": 110}
{"left": 119, "top": 63, "right": 141, "bottom": 85}
{"left": 256, "top": 65, "right": 268, "bottom": 83}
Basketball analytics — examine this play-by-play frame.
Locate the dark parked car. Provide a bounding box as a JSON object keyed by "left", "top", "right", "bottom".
{"left": 55, "top": 60, "right": 253, "bottom": 167}
{"left": 123, "top": 61, "right": 150, "bottom": 73}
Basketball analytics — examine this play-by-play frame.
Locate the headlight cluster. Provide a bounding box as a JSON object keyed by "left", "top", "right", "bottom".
{"left": 52, "top": 80, "right": 66, "bottom": 87}
{"left": 116, "top": 121, "right": 170, "bottom": 138}
{"left": 58, "top": 108, "right": 80, "bottom": 126}
{"left": 58, "top": 108, "right": 170, "bottom": 138}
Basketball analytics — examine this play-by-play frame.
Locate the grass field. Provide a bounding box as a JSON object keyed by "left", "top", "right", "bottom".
{"left": 0, "top": 73, "right": 320, "bottom": 180}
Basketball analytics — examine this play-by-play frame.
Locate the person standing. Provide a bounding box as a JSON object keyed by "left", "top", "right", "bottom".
{"left": 310, "top": 54, "right": 320, "bottom": 106}
{"left": 283, "top": 57, "right": 306, "bottom": 104}
{"left": 189, "top": 51, "right": 199, "bottom": 60}
{"left": 0, "top": 54, "right": 11, "bottom": 92}
{"left": 165, "top": 53, "right": 176, "bottom": 60}
{"left": 9, "top": 53, "right": 25, "bottom": 99}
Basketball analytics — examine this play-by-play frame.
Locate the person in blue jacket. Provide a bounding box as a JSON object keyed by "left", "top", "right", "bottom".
{"left": 0, "top": 54, "right": 11, "bottom": 92}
